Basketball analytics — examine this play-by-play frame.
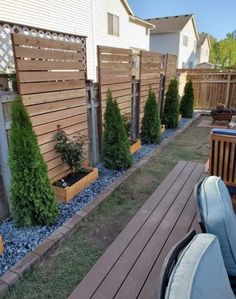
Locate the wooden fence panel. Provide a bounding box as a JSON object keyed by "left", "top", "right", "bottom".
{"left": 12, "top": 33, "right": 88, "bottom": 183}
{"left": 164, "top": 54, "right": 177, "bottom": 92}
{"left": 139, "top": 50, "right": 161, "bottom": 125}
{"left": 185, "top": 71, "right": 236, "bottom": 109}
{"left": 97, "top": 46, "right": 132, "bottom": 119}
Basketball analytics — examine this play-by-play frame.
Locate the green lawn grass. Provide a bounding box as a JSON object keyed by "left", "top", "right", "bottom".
{"left": 5, "top": 116, "right": 211, "bottom": 299}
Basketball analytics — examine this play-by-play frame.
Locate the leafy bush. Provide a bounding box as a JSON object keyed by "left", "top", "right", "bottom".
{"left": 162, "top": 79, "right": 179, "bottom": 129}
{"left": 141, "top": 87, "right": 161, "bottom": 144}
{"left": 103, "top": 90, "right": 132, "bottom": 169}
{"left": 180, "top": 80, "right": 194, "bottom": 118}
{"left": 54, "top": 128, "right": 85, "bottom": 174}
{"left": 9, "top": 99, "right": 58, "bottom": 227}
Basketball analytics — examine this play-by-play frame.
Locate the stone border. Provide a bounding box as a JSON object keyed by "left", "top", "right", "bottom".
{"left": 0, "top": 113, "right": 201, "bottom": 298}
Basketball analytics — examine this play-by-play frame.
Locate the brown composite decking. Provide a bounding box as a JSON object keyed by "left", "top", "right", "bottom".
{"left": 68, "top": 161, "right": 205, "bottom": 299}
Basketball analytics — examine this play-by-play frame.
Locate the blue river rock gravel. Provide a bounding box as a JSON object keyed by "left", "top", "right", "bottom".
{"left": 0, "top": 117, "right": 192, "bottom": 276}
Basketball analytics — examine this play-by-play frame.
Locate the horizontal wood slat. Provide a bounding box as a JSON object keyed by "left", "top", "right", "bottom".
{"left": 98, "top": 45, "right": 132, "bottom": 122}
{"left": 12, "top": 33, "right": 88, "bottom": 182}
{"left": 12, "top": 33, "right": 82, "bottom": 51}
{"left": 139, "top": 50, "right": 162, "bottom": 126}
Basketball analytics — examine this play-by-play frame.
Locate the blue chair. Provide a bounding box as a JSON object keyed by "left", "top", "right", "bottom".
{"left": 195, "top": 176, "right": 236, "bottom": 277}
{"left": 160, "top": 231, "right": 235, "bottom": 299}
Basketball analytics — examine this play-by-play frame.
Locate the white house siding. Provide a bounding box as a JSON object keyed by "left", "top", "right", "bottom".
{"left": 178, "top": 19, "right": 198, "bottom": 69}
{"left": 197, "top": 38, "right": 210, "bottom": 64}
{"left": 0, "top": 0, "right": 150, "bottom": 81}
{"left": 150, "top": 32, "right": 179, "bottom": 57}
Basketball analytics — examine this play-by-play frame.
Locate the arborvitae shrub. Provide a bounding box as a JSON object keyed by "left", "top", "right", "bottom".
{"left": 9, "top": 98, "right": 58, "bottom": 227}
{"left": 162, "top": 79, "right": 179, "bottom": 129}
{"left": 141, "top": 88, "right": 161, "bottom": 144}
{"left": 103, "top": 90, "right": 132, "bottom": 169}
{"left": 180, "top": 80, "right": 194, "bottom": 118}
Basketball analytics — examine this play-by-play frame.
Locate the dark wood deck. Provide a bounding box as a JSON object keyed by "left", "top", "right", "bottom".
{"left": 68, "top": 161, "right": 205, "bottom": 299}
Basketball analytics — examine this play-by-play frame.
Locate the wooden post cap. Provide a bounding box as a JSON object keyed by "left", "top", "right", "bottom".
{"left": 0, "top": 235, "right": 4, "bottom": 254}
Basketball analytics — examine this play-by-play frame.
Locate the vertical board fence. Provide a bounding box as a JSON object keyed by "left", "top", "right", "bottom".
{"left": 139, "top": 51, "right": 162, "bottom": 129}
{"left": 12, "top": 33, "right": 88, "bottom": 183}
{"left": 97, "top": 46, "right": 132, "bottom": 119}
{"left": 184, "top": 70, "right": 236, "bottom": 109}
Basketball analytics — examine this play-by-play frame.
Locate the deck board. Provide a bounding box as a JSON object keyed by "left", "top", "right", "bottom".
{"left": 68, "top": 161, "right": 205, "bottom": 299}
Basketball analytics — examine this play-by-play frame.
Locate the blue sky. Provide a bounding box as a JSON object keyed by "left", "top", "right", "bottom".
{"left": 128, "top": 0, "right": 236, "bottom": 40}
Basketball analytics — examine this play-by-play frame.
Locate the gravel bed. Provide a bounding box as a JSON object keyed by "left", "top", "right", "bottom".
{"left": 0, "top": 117, "right": 193, "bottom": 276}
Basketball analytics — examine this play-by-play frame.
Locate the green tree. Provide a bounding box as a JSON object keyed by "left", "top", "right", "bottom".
{"left": 9, "top": 98, "right": 58, "bottom": 227}
{"left": 141, "top": 87, "right": 161, "bottom": 144}
{"left": 180, "top": 80, "right": 194, "bottom": 118}
{"left": 210, "top": 30, "right": 236, "bottom": 68}
{"left": 162, "top": 79, "right": 179, "bottom": 129}
{"left": 103, "top": 90, "right": 132, "bottom": 169}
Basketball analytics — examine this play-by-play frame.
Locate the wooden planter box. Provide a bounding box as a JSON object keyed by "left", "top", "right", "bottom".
{"left": 0, "top": 235, "right": 4, "bottom": 255}
{"left": 53, "top": 167, "right": 98, "bottom": 202}
{"left": 130, "top": 139, "right": 141, "bottom": 154}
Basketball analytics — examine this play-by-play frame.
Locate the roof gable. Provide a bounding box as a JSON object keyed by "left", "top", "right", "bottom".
{"left": 147, "top": 14, "right": 198, "bottom": 36}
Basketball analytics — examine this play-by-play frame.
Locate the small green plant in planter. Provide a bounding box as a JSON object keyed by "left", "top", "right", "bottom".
{"left": 103, "top": 90, "right": 132, "bottom": 169}
{"left": 9, "top": 98, "right": 58, "bottom": 227}
{"left": 141, "top": 87, "right": 161, "bottom": 144}
{"left": 54, "top": 128, "right": 98, "bottom": 202}
{"left": 54, "top": 128, "right": 85, "bottom": 175}
{"left": 122, "top": 114, "right": 132, "bottom": 139}
{"left": 180, "top": 80, "right": 194, "bottom": 118}
{"left": 162, "top": 79, "right": 179, "bottom": 129}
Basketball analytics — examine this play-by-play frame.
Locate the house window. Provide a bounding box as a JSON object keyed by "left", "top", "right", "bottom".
{"left": 183, "top": 35, "right": 188, "bottom": 47}
{"left": 206, "top": 49, "right": 208, "bottom": 56}
{"left": 108, "top": 13, "right": 119, "bottom": 36}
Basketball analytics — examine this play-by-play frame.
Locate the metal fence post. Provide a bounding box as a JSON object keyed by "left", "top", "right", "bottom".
{"left": 87, "top": 80, "right": 100, "bottom": 166}
{"left": 131, "top": 79, "right": 140, "bottom": 140}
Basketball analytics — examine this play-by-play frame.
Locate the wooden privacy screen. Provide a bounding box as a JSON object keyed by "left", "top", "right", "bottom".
{"left": 186, "top": 71, "right": 236, "bottom": 109}
{"left": 12, "top": 33, "right": 88, "bottom": 183}
{"left": 139, "top": 50, "right": 161, "bottom": 121}
{"left": 98, "top": 46, "right": 132, "bottom": 119}
{"left": 164, "top": 54, "right": 177, "bottom": 92}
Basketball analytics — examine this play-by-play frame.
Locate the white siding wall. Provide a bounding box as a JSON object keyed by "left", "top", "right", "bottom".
{"left": 150, "top": 33, "right": 179, "bottom": 55}
{"left": 178, "top": 18, "right": 198, "bottom": 69}
{"left": 0, "top": 0, "right": 150, "bottom": 81}
{"left": 197, "top": 38, "right": 210, "bottom": 64}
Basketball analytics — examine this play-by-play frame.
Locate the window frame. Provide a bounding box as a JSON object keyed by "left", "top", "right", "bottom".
{"left": 107, "top": 12, "right": 119, "bottom": 37}
{"left": 183, "top": 35, "right": 188, "bottom": 47}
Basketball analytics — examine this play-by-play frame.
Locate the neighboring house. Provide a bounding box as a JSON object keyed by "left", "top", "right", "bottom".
{"left": 196, "top": 33, "right": 211, "bottom": 65}
{"left": 0, "top": 0, "right": 154, "bottom": 81}
{"left": 196, "top": 62, "right": 214, "bottom": 69}
{"left": 147, "top": 14, "right": 209, "bottom": 69}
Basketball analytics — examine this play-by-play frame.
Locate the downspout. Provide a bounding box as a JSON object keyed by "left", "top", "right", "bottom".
{"left": 91, "top": 0, "right": 97, "bottom": 81}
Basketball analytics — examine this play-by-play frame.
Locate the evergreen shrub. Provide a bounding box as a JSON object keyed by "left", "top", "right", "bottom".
{"left": 103, "top": 90, "right": 132, "bottom": 169}
{"left": 9, "top": 99, "right": 58, "bottom": 227}
{"left": 141, "top": 87, "right": 161, "bottom": 144}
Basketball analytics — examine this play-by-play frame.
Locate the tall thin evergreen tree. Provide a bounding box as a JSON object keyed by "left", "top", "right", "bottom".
{"left": 162, "top": 79, "right": 179, "bottom": 129}
{"left": 180, "top": 80, "right": 194, "bottom": 118}
{"left": 9, "top": 98, "right": 58, "bottom": 227}
{"left": 141, "top": 87, "right": 161, "bottom": 144}
{"left": 103, "top": 90, "right": 132, "bottom": 169}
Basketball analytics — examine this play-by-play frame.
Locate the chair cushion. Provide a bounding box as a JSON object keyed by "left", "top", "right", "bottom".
{"left": 165, "top": 234, "right": 235, "bottom": 299}
{"left": 211, "top": 128, "right": 236, "bottom": 136}
{"left": 198, "top": 176, "right": 236, "bottom": 276}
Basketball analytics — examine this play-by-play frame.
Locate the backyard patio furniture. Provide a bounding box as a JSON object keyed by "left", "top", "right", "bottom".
{"left": 210, "top": 107, "right": 236, "bottom": 125}
{"left": 68, "top": 161, "right": 205, "bottom": 299}
{"left": 160, "top": 231, "right": 235, "bottom": 299}
{"left": 195, "top": 176, "right": 236, "bottom": 277}
{"left": 209, "top": 128, "right": 236, "bottom": 194}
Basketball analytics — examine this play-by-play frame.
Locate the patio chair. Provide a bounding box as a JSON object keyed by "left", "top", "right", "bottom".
{"left": 229, "top": 115, "right": 236, "bottom": 129}
{"left": 209, "top": 128, "right": 236, "bottom": 194}
{"left": 195, "top": 176, "right": 236, "bottom": 279}
{"left": 159, "top": 230, "right": 235, "bottom": 299}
